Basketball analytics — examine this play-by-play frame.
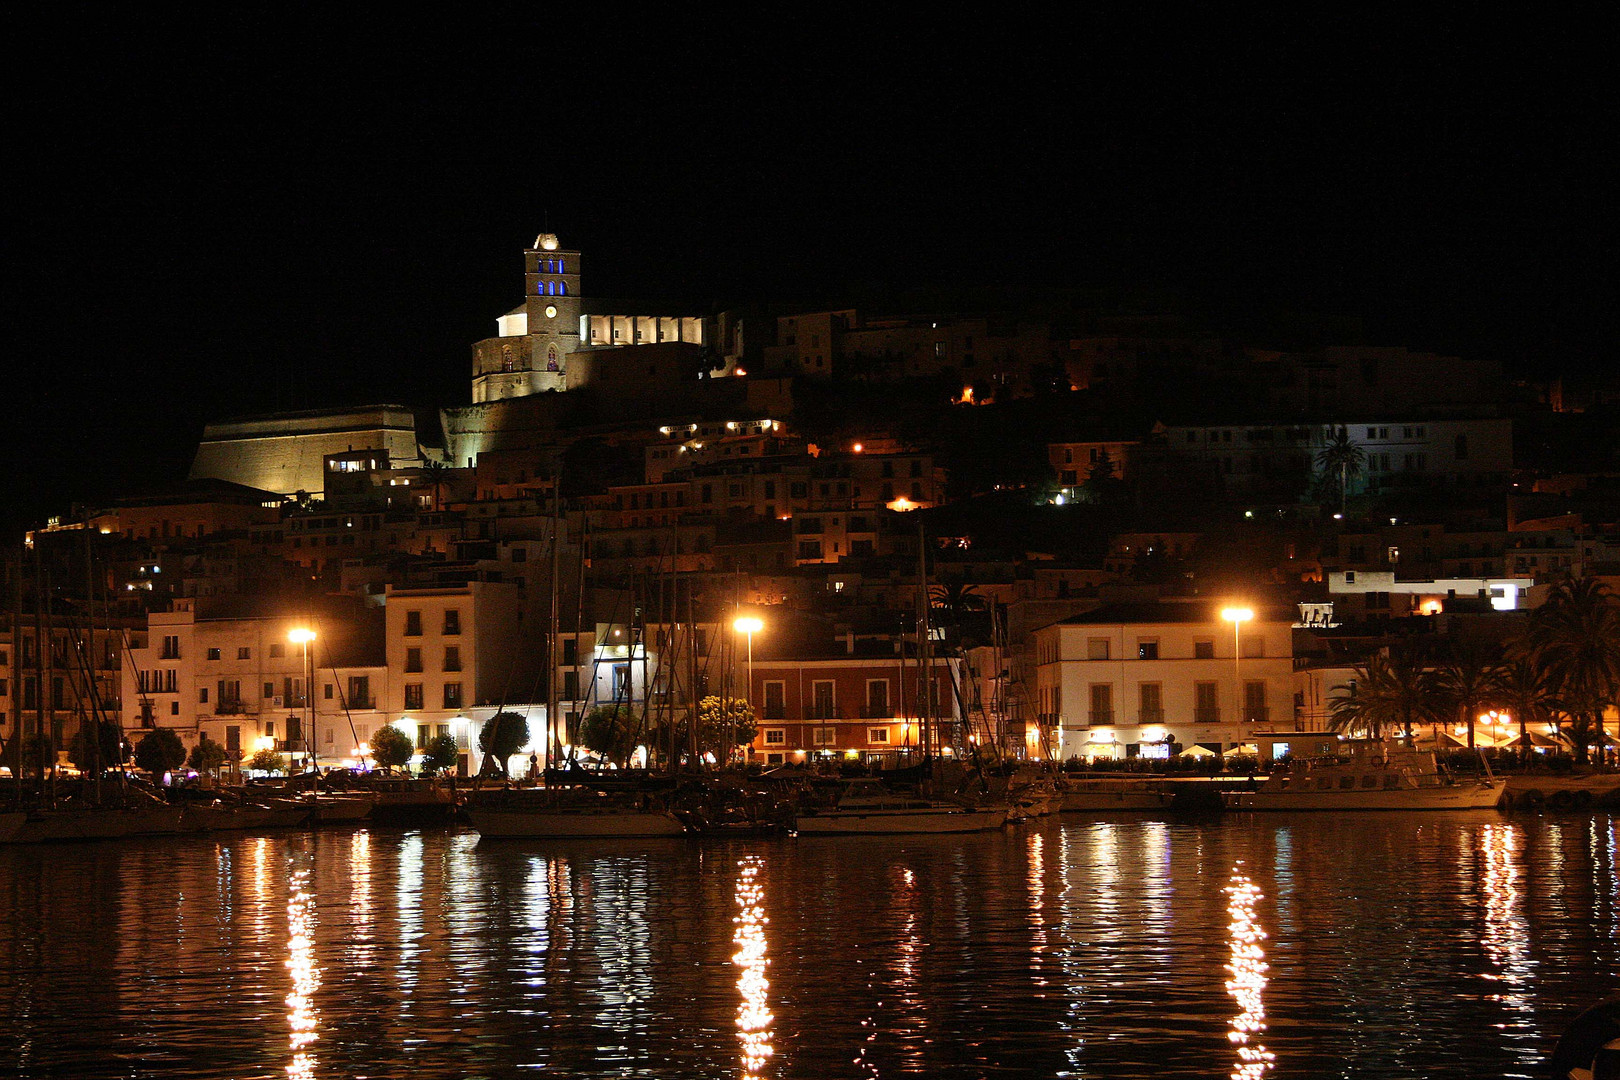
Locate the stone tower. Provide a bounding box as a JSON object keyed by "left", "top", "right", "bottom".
{"left": 471, "top": 232, "right": 582, "bottom": 403}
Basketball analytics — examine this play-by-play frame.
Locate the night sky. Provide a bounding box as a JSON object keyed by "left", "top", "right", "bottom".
{"left": 4, "top": 11, "right": 1611, "bottom": 533}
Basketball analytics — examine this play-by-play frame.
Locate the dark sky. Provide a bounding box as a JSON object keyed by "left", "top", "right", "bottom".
{"left": 4, "top": 10, "right": 1612, "bottom": 532}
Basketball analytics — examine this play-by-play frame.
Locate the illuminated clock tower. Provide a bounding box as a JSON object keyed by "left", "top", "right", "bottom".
{"left": 523, "top": 232, "right": 581, "bottom": 394}
{"left": 471, "top": 232, "right": 582, "bottom": 403}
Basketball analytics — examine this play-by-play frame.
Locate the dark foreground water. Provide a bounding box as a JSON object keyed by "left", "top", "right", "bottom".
{"left": 1, "top": 813, "right": 1616, "bottom": 1079}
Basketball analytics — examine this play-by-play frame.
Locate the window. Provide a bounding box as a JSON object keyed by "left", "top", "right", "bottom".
{"left": 161, "top": 636, "right": 180, "bottom": 660}
{"left": 443, "top": 646, "right": 461, "bottom": 672}
{"left": 868, "top": 728, "right": 890, "bottom": 744}
{"left": 206, "top": 647, "right": 221, "bottom": 661}
{"left": 1137, "top": 639, "right": 1159, "bottom": 660}
{"left": 443, "top": 683, "right": 463, "bottom": 709}
{"left": 763, "top": 681, "right": 786, "bottom": 720}
{"left": 1087, "top": 637, "right": 1110, "bottom": 660}
{"left": 404, "top": 611, "right": 422, "bottom": 636}
{"left": 1195, "top": 681, "right": 1219, "bottom": 721}
{"left": 262, "top": 681, "right": 274, "bottom": 698}
{"left": 405, "top": 647, "right": 422, "bottom": 673}
{"left": 866, "top": 679, "right": 890, "bottom": 718}
{"left": 812, "top": 727, "right": 836, "bottom": 746}
{"left": 1139, "top": 683, "right": 1162, "bottom": 722}
{"left": 1241, "top": 635, "right": 1265, "bottom": 658}
{"left": 404, "top": 683, "right": 424, "bottom": 711}
{"left": 1089, "top": 683, "right": 1113, "bottom": 724}
{"left": 237, "top": 647, "right": 251, "bottom": 660}
{"left": 348, "top": 676, "right": 371, "bottom": 709}
{"left": 812, "top": 680, "right": 835, "bottom": 719}
{"left": 1243, "top": 681, "right": 1267, "bottom": 722}
{"left": 764, "top": 728, "right": 786, "bottom": 746}
{"left": 199, "top": 687, "right": 209, "bottom": 704}
{"left": 1194, "top": 640, "right": 1215, "bottom": 659}
{"left": 1454, "top": 434, "right": 1469, "bottom": 460}
{"left": 324, "top": 683, "right": 334, "bottom": 700}
{"left": 269, "top": 643, "right": 284, "bottom": 658}
{"left": 443, "top": 610, "right": 461, "bottom": 635}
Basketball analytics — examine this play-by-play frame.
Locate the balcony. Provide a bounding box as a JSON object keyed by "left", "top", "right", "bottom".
{"left": 1241, "top": 707, "right": 1270, "bottom": 724}
{"left": 1194, "top": 707, "right": 1221, "bottom": 724}
{"left": 215, "top": 700, "right": 246, "bottom": 716}
{"left": 349, "top": 695, "right": 376, "bottom": 711}
{"left": 1137, "top": 709, "right": 1164, "bottom": 725}
{"left": 860, "top": 706, "right": 891, "bottom": 719}
{"left": 808, "top": 706, "right": 840, "bottom": 721}
{"left": 1088, "top": 709, "right": 1114, "bottom": 725}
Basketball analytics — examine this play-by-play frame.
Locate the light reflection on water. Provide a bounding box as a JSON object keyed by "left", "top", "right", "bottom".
{"left": 732, "top": 854, "right": 772, "bottom": 1080}
{"left": 1223, "top": 864, "right": 1274, "bottom": 1079}
{"left": 0, "top": 814, "right": 1615, "bottom": 1079}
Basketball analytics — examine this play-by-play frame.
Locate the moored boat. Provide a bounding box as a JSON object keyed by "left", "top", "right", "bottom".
{"left": 1059, "top": 777, "right": 1175, "bottom": 812}
{"left": 1224, "top": 742, "right": 1505, "bottom": 811}
{"left": 467, "top": 786, "right": 687, "bottom": 838}
{"left": 795, "top": 779, "right": 1008, "bottom": 835}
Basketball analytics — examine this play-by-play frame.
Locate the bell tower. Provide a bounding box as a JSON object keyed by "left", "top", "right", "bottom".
{"left": 523, "top": 233, "right": 581, "bottom": 394}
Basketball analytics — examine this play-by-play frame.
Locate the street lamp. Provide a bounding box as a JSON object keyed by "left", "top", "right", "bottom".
{"left": 289, "top": 628, "right": 316, "bottom": 771}
{"left": 734, "top": 616, "right": 763, "bottom": 709}
{"left": 1220, "top": 608, "right": 1254, "bottom": 725}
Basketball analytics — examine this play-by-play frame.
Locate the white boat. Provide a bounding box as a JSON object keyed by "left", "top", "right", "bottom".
{"left": 468, "top": 788, "right": 687, "bottom": 838}
{"left": 1060, "top": 777, "right": 1175, "bottom": 812}
{"left": 1224, "top": 742, "right": 1505, "bottom": 811}
{"left": 795, "top": 779, "right": 1009, "bottom": 835}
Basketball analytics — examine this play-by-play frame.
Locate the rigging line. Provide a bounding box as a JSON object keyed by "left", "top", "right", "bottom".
{"left": 310, "top": 615, "right": 362, "bottom": 762}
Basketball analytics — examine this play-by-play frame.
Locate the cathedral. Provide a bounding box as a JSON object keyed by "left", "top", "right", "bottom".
{"left": 469, "top": 232, "right": 707, "bottom": 403}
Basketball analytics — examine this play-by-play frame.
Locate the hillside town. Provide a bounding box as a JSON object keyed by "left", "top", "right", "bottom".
{"left": 5, "top": 230, "right": 1619, "bottom": 785}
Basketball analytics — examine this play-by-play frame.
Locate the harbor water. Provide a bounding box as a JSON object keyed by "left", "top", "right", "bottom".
{"left": 1, "top": 812, "right": 1615, "bottom": 1079}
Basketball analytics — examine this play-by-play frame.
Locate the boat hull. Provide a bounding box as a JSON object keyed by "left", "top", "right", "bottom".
{"left": 1226, "top": 782, "right": 1505, "bottom": 811}
{"left": 469, "top": 808, "right": 687, "bottom": 838}
{"left": 795, "top": 807, "right": 1008, "bottom": 835}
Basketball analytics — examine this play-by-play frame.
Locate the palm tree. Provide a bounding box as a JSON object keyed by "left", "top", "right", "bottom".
{"left": 1494, "top": 651, "right": 1559, "bottom": 767}
{"left": 1432, "top": 640, "right": 1504, "bottom": 750}
{"left": 1526, "top": 577, "right": 1620, "bottom": 764}
{"left": 420, "top": 459, "right": 449, "bottom": 512}
{"left": 1328, "top": 648, "right": 1441, "bottom": 739}
{"left": 1314, "top": 428, "right": 1365, "bottom": 517}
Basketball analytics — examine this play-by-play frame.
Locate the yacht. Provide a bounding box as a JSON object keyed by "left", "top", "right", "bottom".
{"left": 1059, "top": 776, "right": 1175, "bottom": 812}
{"left": 795, "top": 779, "right": 1009, "bottom": 835}
{"left": 1224, "top": 742, "right": 1505, "bottom": 811}
{"left": 467, "top": 786, "right": 687, "bottom": 838}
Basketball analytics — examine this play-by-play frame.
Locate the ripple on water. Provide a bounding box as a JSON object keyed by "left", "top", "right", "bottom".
{"left": 0, "top": 815, "right": 1613, "bottom": 1078}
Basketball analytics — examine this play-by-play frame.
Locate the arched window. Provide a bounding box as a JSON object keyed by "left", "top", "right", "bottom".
{"left": 557, "top": 260, "right": 565, "bottom": 275}
{"left": 547, "top": 345, "right": 559, "bottom": 372}
{"left": 559, "top": 282, "right": 567, "bottom": 296}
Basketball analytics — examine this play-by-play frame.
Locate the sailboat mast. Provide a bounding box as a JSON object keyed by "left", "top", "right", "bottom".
{"left": 547, "top": 476, "right": 562, "bottom": 772}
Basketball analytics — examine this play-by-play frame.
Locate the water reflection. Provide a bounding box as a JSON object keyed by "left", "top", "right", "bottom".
{"left": 732, "top": 854, "right": 773, "bottom": 1080}
{"left": 284, "top": 863, "right": 319, "bottom": 1080}
{"left": 1224, "top": 864, "right": 1274, "bottom": 1079}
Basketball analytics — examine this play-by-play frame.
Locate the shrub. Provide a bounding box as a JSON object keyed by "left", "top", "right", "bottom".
{"left": 370, "top": 725, "right": 415, "bottom": 772}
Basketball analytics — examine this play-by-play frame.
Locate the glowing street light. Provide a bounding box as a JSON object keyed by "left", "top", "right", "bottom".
{"left": 734, "top": 616, "right": 763, "bottom": 729}
{"left": 289, "top": 628, "right": 316, "bottom": 769}
{"left": 1221, "top": 608, "right": 1255, "bottom": 725}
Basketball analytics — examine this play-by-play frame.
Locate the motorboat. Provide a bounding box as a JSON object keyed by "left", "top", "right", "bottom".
{"left": 1059, "top": 777, "right": 1175, "bottom": 812}
{"left": 795, "top": 779, "right": 1008, "bottom": 835}
{"left": 1224, "top": 742, "right": 1505, "bottom": 811}
{"left": 467, "top": 787, "right": 687, "bottom": 839}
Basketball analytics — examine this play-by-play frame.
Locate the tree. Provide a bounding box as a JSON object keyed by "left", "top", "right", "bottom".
{"left": 21, "top": 733, "right": 55, "bottom": 779}
{"left": 420, "top": 459, "right": 450, "bottom": 512}
{"left": 1080, "top": 448, "right": 1122, "bottom": 505}
{"left": 370, "top": 725, "right": 416, "bottom": 772}
{"left": 1328, "top": 648, "right": 1440, "bottom": 739}
{"left": 1314, "top": 429, "right": 1366, "bottom": 516}
{"left": 578, "top": 704, "right": 637, "bottom": 765}
{"left": 134, "top": 729, "right": 187, "bottom": 778}
{"left": 477, "top": 712, "right": 529, "bottom": 777}
{"left": 247, "top": 747, "right": 285, "bottom": 774}
{"left": 187, "top": 733, "right": 229, "bottom": 775}
{"left": 697, "top": 695, "right": 757, "bottom": 763}
{"left": 69, "top": 720, "right": 124, "bottom": 773}
{"left": 422, "top": 733, "right": 460, "bottom": 776}
{"left": 1494, "top": 651, "right": 1560, "bottom": 767}
{"left": 1432, "top": 640, "right": 1504, "bottom": 750}
{"left": 1526, "top": 577, "right": 1620, "bottom": 764}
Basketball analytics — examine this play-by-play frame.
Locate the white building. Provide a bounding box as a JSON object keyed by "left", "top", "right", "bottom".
{"left": 1032, "top": 602, "right": 1295, "bottom": 760}
{"left": 121, "top": 598, "right": 388, "bottom": 767}
{"left": 383, "top": 580, "right": 544, "bottom": 774}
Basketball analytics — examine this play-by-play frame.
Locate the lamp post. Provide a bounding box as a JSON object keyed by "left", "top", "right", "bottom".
{"left": 289, "top": 628, "right": 316, "bottom": 771}
{"left": 734, "top": 616, "right": 762, "bottom": 760}
{"left": 1220, "top": 608, "right": 1254, "bottom": 727}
